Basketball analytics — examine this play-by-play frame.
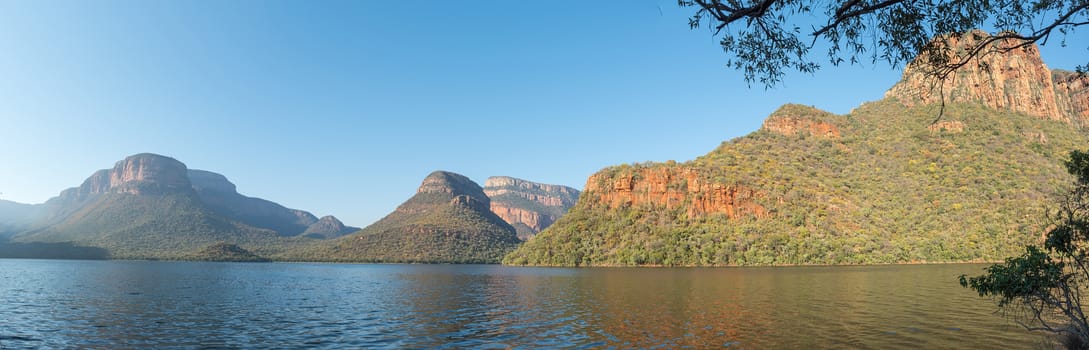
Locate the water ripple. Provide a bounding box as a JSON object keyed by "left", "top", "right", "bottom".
{"left": 0, "top": 261, "right": 1052, "bottom": 349}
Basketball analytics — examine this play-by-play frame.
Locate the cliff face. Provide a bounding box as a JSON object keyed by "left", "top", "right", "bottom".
{"left": 55, "top": 154, "right": 191, "bottom": 205}
{"left": 885, "top": 30, "right": 1087, "bottom": 125}
{"left": 483, "top": 176, "right": 580, "bottom": 240}
{"left": 585, "top": 167, "right": 767, "bottom": 220}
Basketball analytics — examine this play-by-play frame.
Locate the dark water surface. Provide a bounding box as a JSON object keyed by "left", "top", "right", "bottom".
{"left": 0, "top": 260, "right": 1047, "bottom": 349}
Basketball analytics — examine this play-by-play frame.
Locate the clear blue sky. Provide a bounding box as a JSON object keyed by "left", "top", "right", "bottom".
{"left": 1, "top": 1, "right": 1085, "bottom": 227}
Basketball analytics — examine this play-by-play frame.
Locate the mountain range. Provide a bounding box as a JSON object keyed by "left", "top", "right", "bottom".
{"left": 1, "top": 153, "right": 359, "bottom": 259}
{"left": 0, "top": 154, "right": 578, "bottom": 262}
{"left": 2, "top": 30, "right": 1085, "bottom": 265}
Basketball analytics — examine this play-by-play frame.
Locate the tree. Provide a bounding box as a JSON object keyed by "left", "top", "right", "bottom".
{"left": 960, "top": 150, "right": 1089, "bottom": 349}
{"left": 678, "top": 0, "right": 1089, "bottom": 87}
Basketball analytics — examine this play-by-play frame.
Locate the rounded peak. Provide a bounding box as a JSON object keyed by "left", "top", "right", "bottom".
{"left": 418, "top": 170, "right": 484, "bottom": 196}
{"left": 767, "top": 104, "right": 835, "bottom": 119}
{"left": 317, "top": 215, "right": 344, "bottom": 225}
{"left": 762, "top": 104, "right": 841, "bottom": 138}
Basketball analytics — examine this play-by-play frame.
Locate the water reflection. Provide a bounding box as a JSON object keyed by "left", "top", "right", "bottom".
{"left": 0, "top": 261, "right": 1050, "bottom": 349}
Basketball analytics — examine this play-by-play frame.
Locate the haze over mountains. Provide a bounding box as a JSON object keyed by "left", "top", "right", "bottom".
{"left": 0, "top": 154, "right": 578, "bottom": 262}
{"left": 1, "top": 31, "right": 1086, "bottom": 265}
{"left": 0, "top": 153, "right": 357, "bottom": 259}
{"left": 506, "top": 31, "right": 1089, "bottom": 266}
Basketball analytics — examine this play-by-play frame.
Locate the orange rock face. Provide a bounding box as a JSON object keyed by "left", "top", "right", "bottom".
{"left": 584, "top": 167, "right": 768, "bottom": 220}
{"left": 760, "top": 104, "right": 842, "bottom": 139}
{"left": 483, "top": 176, "right": 580, "bottom": 239}
{"left": 886, "top": 30, "right": 1087, "bottom": 125}
{"left": 762, "top": 116, "right": 840, "bottom": 138}
{"left": 1054, "top": 70, "right": 1089, "bottom": 123}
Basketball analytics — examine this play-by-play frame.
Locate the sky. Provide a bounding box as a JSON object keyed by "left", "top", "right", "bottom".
{"left": 1, "top": 1, "right": 1086, "bottom": 227}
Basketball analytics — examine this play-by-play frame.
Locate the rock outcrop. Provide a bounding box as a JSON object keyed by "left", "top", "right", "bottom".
{"left": 886, "top": 30, "right": 1087, "bottom": 125}
{"left": 54, "top": 154, "right": 191, "bottom": 204}
{"left": 585, "top": 167, "right": 768, "bottom": 220}
{"left": 483, "top": 176, "right": 580, "bottom": 240}
{"left": 761, "top": 104, "right": 842, "bottom": 138}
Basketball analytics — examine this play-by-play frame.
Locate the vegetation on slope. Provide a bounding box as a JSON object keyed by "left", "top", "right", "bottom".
{"left": 505, "top": 101, "right": 1087, "bottom": 266}
{"left": 292, "top": 171, "right": 522, "bottom": 263}
{"left": 15, "top": 192, "right": 314, "bottom": 260}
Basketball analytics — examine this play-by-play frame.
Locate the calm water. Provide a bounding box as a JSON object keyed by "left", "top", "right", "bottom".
{"left": 0, "top": 260, "right": 1048, "bottom": 349}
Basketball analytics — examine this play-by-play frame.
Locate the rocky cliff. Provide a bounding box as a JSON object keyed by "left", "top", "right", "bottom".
{"left": 885, "top": 30, "right": 1088, "bottom": 125}
{"left": 483, "top": 176, "right": 579, "bottom": 240}
{"left": 505, "top": 31, "right": 1089, "bottom": 267}
{"left": 310, "top": 171, "right": 520, "bottom": 263}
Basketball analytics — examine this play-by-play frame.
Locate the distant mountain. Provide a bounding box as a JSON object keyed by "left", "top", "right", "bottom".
{"left": 0, "top": 200, "right": 42, "bottom": 237}
{"left": 301, "top": 215, "right": 359, "bottom": 239}
{"left": 505, "top": 31, "right": 1089, "bottom": 266}
{"left": 303, "top": 171, "right": 520, "bottom": 263}
{"left": 7, "top": 153, "right": 351, "bottom": 260}
{"left": 483, "top": 176, "right": 579, "bottom": 240}
{"left": 189, "top": 169, "right": 318, "bottom": 236}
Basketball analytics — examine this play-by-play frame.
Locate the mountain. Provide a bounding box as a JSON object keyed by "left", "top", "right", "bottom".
{"left": 8, "top": 153, "right": 347, "bottom": 260}
{"left": 0, "top": 200, "right": 43, "bottom": 237}
{"left": 301, "top": 215, "right": 359, "bottom": 239}
{"left": 483, "top": 176, "right": 579, "bottom": 240}
{"left": 505, "top": 31, "right": 1089, "bottom": 267}
{"left": 302, "top": 171, "right": 521, "bottom": 263}
{"left": 190, "top": 169, "right": 318, "bottom": 236}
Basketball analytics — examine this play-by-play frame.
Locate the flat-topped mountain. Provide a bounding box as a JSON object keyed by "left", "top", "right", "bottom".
{"left": 505, "top": 31, "right": 1089, "bottom": 267}
{"left": 6, "top": 153, "right": 351, "bottom": 260}
{"left": 483, "top": 176, "right": 579, "bottom": 240}
{"left": 306, "top": 171, "right": 520, "bottom": 263}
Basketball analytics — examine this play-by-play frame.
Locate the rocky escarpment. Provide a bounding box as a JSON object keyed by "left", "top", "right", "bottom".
{"left": 483, "top": 176, "right": 580, "bottom": 240}
{"left": 886, "top": 30, "right": 1088, "bottom": 125}
{"left": 585, "top": 167, "right": 768, "bottom": 220}
{"left": 312, "top": 171, "right": 520, "bottom": 263}
{"left": 54, "top": 153, "right": 191, "bottom": 205}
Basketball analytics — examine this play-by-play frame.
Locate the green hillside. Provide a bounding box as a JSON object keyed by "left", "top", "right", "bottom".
{"left": 505, "top": 101, "right": 1087, "bottom": 266}
{"left": 15, "top": 191, "right": 306, "bottom": 259}
{"left": 296, "top": 171, "right": 521, "bottom": 263}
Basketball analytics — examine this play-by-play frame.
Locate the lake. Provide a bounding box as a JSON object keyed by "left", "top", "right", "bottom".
{"left": 0, "top": 260, "right": 1047, "bottom": 349}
